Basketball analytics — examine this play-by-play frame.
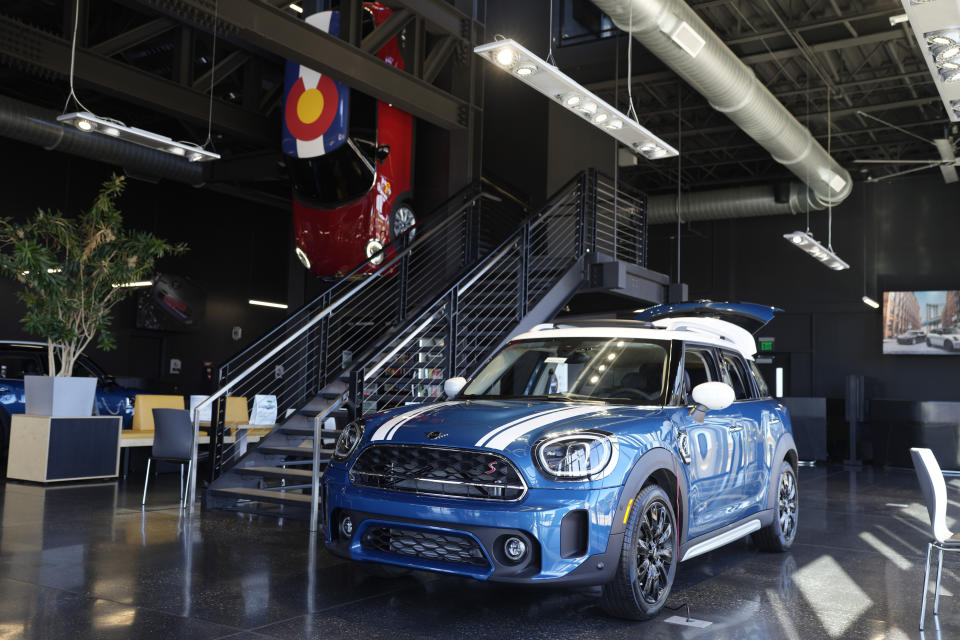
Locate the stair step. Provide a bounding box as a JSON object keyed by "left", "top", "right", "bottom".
{"left": 235, "top": 466, "right": 317, "bottom": 480}
{"left": 209, "top": 487, "right": 312, "bottom": 506}
{"left": 279, "top": 426, "right": 342, "bottom": 437}
{"left": 258, "top": 445, "right": 333, "bottom": 458}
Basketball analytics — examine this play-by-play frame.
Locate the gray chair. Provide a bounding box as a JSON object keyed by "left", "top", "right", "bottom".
{"left": 142, "top": 408, "right": 195, "bottom": 509}
{"left": 911, "top": 447, "right": 960, "bottom": 630}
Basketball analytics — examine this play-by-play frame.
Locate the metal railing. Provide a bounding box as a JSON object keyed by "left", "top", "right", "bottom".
{"left": 187, "top": 169, "right": 646, "bottom": 511}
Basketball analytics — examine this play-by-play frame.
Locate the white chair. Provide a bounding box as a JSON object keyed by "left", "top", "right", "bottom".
{"left": 911, "top": 447, "right": 960, "bottom": 630}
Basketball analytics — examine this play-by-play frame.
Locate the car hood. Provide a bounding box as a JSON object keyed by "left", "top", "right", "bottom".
{"left": 364, "top": 399, "right": 664, "bottom": 452}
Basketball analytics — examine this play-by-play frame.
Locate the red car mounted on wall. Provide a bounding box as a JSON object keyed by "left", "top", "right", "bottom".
{"left": 283, "top": 3, "right": 415, "bottom": 278}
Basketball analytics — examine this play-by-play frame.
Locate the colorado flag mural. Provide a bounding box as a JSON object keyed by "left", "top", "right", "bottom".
{"left": 282, "top": 11, "right": 349, "bottom": 159}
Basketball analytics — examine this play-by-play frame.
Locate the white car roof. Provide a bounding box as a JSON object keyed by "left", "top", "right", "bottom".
{"left": 513, "top": 316, "right": 757, "bottom": 359}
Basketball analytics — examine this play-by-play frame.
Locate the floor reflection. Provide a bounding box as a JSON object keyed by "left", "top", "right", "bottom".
{"left": 0, "top": 466, "right": 954, "bottom": 638}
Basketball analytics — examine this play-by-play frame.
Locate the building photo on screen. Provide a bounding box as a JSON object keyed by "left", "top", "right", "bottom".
{"left": 883, "top": 290, "right": 960, "bottom": 355}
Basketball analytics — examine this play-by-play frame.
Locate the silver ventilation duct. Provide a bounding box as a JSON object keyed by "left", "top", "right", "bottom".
{"left": 0, "top": 95, "right": 207, "bottom": 186}
{"left": 647, "top": 182, "right": 824, "bottom": 224}
{"left": 590, "top": 0, "right": 852, "bottom": 206}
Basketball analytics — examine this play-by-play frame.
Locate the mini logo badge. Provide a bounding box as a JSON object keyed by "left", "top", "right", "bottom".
{"left": 426, "top": 431, "right": 447, "bottom": 440}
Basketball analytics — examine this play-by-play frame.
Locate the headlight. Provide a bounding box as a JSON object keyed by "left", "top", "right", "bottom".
{"left": 333, "top": 420, "right": 365, "bottom": 461}
{"left": 365, "top": 239, "right": 384, "bottom": 265}
{"left": 534, "top": 433, "right": 614, "bottom": 479}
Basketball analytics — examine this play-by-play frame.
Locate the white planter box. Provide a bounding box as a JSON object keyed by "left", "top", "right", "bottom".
{"left": 24, "top": 375, "right": 97, "bottom": 417}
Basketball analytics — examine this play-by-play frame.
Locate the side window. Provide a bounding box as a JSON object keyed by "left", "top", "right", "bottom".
{"left": 72, "top": 358, "right": 100, "bottom": 378}
{"left": 0, "top": 351, "right": 44, "bottom": 379}
{"left": 748, "top": 360, "right": 770, "bottom": 398}
{"left": 720, "top": 351, "right": 751, "bottom": 400}
{"left": 679, "top": 347, "right": 717, "bottom": 404}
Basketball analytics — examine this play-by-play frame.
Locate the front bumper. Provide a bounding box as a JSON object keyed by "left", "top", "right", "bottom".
{"left": 323, "top": 467, "right": 622, "bottom": 586}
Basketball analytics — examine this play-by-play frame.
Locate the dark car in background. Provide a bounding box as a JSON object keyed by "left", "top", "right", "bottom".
{"left": 0, "top": 341, "right": 140, "bottom": 439}
{"left": 896, "top": 329, "right": 926, "bottom": 344}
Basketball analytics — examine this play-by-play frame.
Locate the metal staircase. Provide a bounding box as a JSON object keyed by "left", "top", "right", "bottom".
{"left": 191, "top": 170, "right": 656, "bottom": 531}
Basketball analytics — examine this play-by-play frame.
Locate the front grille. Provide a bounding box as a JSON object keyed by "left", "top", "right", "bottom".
{"left": 362, "top": 526, "right": 487, "bottom": 566}
{"left": 349, "top": 444, "right": 526, "bottom": 501}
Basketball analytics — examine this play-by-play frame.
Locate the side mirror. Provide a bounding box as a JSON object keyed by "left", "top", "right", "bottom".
{"left": 376, "top": 145, "right": 391, "bottom": 163}
{"left": 443, "top": 377, "right": 467, "bottom": 398}
{"left": 690, "top": 381, "right": 735, "bottom": 423}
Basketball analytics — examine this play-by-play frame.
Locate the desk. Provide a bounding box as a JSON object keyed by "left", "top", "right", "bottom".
{"left": 7, "top": 415, "right": 122, "bottom": 483}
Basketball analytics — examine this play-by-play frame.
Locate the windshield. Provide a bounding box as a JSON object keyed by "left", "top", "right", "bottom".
{"left": 289, "top": 90, "right": 378, "bottom": 208}
{"left": 462, "top": 338, "right": 669, "bottom": 404}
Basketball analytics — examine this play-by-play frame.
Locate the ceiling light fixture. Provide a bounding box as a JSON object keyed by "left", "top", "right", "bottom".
{"left": 249, "top": 299, "right": 289, "bottom": 309}
{"left": 890, "top": 13, "right": 910, "bottom": 26}
{"left": 56, "top": 112, "right": 220, "bottom": 162}
{"left": 782, "top": 231, "right": 850, "bottom": 270}
{"left": 289, "top": 3, "right": 304, "bottom": 13}
{"left": 474, "top": 39, "right": 677, "bottom": 160}
{"left": 862, "top": 295, "right": 880, "bottom": 309}
{"left": 899, "top": 0, "right": 960, "bottom": 122}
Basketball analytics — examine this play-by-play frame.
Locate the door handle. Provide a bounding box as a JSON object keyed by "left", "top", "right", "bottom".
{"left": 729, "top": 424, "right": 744, "bottom": 432}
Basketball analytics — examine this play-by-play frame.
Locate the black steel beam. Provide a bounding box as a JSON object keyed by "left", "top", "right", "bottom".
{"left": 360, "top": 8, "right": 413, "bottom": 54}
{"left": 0, "top": 14, "right": 272, "bottom": 143}
{"left": 191, "top": 50, "right": 250, "bottom": 91}
{"left": 90, "top": 17, "right": 176, "bottom": 55}
{"left": 158, "top": 0, "right": 467, "bottom": 129}
{"left": 392, "top": 0, "right": 471, "bottom": 40}
{"left": 423, "top": 35, "right": 456, "bottom": 84}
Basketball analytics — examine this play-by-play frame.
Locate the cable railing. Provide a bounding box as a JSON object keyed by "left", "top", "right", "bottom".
{"left": 187, "top": 170, "right": 648, "bottom": 511}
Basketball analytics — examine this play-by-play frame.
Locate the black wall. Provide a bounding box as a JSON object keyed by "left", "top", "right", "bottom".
{"left": 647, "top": 173, "right": 960, "bottom": 402}
{"left": 0, "top": 139, "right": 291, "bottom": 394}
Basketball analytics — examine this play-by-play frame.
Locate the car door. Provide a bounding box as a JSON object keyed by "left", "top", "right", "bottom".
{"left": 719, "top": 349, "right": 766, "bottom": 514}
{"left": 677, "top": 344, "right": 746, "bottom": 537}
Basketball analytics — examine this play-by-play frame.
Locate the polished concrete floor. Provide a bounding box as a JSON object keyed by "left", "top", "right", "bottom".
{"left": 0, "top": 466, "right": 954, "bottom": 639}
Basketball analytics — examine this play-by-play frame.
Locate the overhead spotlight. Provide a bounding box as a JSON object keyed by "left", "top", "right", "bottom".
{"left": 862, "top": 296, "right": 880, "bottom": 309}
{"left": 475, "top": 39, "right": 676, "bottom": 158}
{"left": 57, "top": 112, "right": 220, "bottom": 161}
{"left": 495, "top": 46, "right": 516, "bottom": 67}
{"left": 928, "top": 35, "right": 956, "bottom": 46}
{"left": 782, "top": 231, "right": 850, "bottom": 270}
{"left": 889, "top": 13, "right": 909, "bottom": 26}
{"left": 288, "top": 3, "right": 304, "bottom": 12}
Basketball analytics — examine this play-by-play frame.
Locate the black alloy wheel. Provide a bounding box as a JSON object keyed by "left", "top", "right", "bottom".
{"left": 601, "top": 484, "right": 677, "bottom": 620}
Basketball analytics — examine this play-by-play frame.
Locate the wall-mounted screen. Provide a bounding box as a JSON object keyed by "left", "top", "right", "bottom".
{"left": 883, "top": 290, "right": 960, "bottom": 355}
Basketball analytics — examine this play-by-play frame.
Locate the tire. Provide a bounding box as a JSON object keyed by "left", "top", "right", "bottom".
{"left": 390, "top": 204, "right": 416, "bottom": 243}
{"left": 927, "top": 338, "right": 933, "bottom": 347}
{"left": 600, "top": 484, "right": 677, "bottom": 620}
{"left": 947, "top": 341, "right": 954, "bottom": 352}
{"left": 753, "top": 461, "right": 798, "bottom": 552}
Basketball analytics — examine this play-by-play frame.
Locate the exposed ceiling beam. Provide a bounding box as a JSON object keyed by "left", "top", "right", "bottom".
{"left": 145, "top": 0, "right": 468, "bottom": 130}
{"left": 191, "top": 50, "right": 250, "bottom": 91}
{"left": 89, "top": 17, "right": 176, "bottom": 56}
{"left": 391, "top": 0, "right": 473, "bottom": 41}
{"left": 361, "top": 8, "right": 413, "bottom": 54}
{"left": 723, "top": 9, "right": 901, "bottom": 46}
{"left": 0, "top": 14, "right": 272, "bottom": 144}
{"left": 587, "top": 30, "right": 908, "bottom": 92}
{"left": 655, "top": 97, "right": 942, "bottom": 139}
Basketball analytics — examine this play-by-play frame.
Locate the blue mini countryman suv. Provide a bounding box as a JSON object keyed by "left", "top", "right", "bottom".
{"left": 323, "top": 302, "right": 798, "bottom": 619}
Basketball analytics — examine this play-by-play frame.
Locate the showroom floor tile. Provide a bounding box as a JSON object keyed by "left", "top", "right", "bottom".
{"left": 0, "top": 465, "right": 953, "bottom": 639}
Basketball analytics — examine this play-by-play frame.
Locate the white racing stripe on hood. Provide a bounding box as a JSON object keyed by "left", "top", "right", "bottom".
{"left": 370, "top": 403, "right": 454, "bottom": 441}
{"left": 473, "top": 407, "right": 571, "bottom": 448}
{"left": 483, "top": 406, "right": 606, "bottom": 451}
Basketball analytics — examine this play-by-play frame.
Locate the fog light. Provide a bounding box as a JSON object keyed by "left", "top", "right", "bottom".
{"left": 340, "top": 515, "right": 354, "bottom": 538}
{"left": 504, "top": 536, "right": 527, "bottom": 561}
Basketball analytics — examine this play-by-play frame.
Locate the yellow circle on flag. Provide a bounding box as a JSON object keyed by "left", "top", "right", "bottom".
{"left": 296, "top": 89, "right": 325, "bottom": 124}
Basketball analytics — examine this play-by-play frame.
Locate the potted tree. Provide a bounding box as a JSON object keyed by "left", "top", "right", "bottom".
{"left": 0, "top": 174, "right": 186, "bottom": 416}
